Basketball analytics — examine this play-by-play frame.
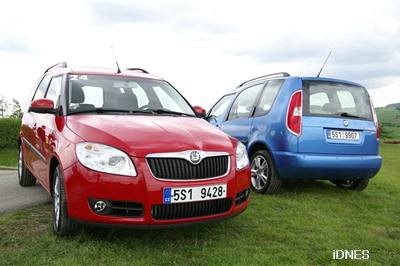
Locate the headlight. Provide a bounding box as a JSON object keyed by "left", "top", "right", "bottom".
{"left": 76, "top": 142, "right": 137, "bottom": 176}
{"left": 236, "top": 142, "right": 249, "bottom": 170}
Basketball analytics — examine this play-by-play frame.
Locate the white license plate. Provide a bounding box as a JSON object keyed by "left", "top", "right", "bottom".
{"left": 163, "top": 184, "right": 227, "bottom": 204}
{"left": 328, "top": 130, "right": 360, "bottom": 140}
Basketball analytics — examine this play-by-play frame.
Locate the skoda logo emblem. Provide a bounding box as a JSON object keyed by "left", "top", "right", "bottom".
{"left": 189, "top": 151, "right": 201, "bottom": 164}
{"left": 343, "top": 120, "right": 349, "bottom": 127}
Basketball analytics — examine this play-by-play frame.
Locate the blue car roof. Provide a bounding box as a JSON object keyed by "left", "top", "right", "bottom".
{"left": 231, "top": 76, "right": 364, "bottom": 94}
{"left": 301, "top": 76, "right": 364, "bottom": 87}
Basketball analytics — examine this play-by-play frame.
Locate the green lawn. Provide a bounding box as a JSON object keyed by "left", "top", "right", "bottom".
{"left": 0, "top": 144, "right": 399, "bottom": 265}
{"left": 0, "top": 148, "right": 18, "bottom": 167}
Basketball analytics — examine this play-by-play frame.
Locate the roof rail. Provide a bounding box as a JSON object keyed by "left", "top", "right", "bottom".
{"left": 126, "top": 68, "right": 149, "bottom": 74}
{"left": 238, "top": 72, "right": 290, "bottom": 87}
{"left": 44, "top": 62, "right": 67, "bottom": 74}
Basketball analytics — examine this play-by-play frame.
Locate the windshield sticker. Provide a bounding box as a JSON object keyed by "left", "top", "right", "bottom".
{"left": 70, "top": 75, "right": 88, "bottom": 81}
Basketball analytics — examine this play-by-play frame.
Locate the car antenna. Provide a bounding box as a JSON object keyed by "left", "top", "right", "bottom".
{"left": 317, "top": 50, "right": 332, "bottom": 77}
{"left": 111, "top": 45, "right": 121, "bottom": 73}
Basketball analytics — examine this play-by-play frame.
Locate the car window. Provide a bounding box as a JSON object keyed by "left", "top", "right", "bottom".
{"left": 209, "top": 94, "right": 234, "bottom": 119}
{"left": 32, "top": 75, "right": 51, "bottom": 101}
{"left": 153, "top": 86, "right": 181, "bottom": 111}
{"left": 67, "top": 75, "right": 195, "bottom": 116}
{"left": 254, "top": 79, "right": 283, "bottom": 116}
{"left": 228, "top": 84, "right": 264, "bottom": 121}
{"left": 309, "top": 92, "right": 330, "bottom": 113}
{"left": 131, "top": 86, "right": 150, "bottom": 107}
{"left": 80, "top": 86, "right": 104, "bottom": 108}
{"left": 303, "top": 81, "right": 373, "bottom": 120}
{"left": 45, "top": 76, "right": 62, "bottom": 107}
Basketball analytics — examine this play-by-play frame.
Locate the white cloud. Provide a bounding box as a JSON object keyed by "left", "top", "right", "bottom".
{"left": 0, "top": 0, "right": 399, "bottom": 109}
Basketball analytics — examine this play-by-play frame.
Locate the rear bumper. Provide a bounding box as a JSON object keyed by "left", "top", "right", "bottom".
{"left": 273, "top": 151, "right": 382, "bottom": 180}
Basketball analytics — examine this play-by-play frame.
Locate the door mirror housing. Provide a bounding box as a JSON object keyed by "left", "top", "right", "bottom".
{"left": 29, "top": 99, "right": 56, "bottom": 114}
{"left": 193, "top": 105, "right": 206, "bottom": 118}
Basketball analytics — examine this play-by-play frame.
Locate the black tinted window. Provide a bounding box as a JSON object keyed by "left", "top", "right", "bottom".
{"left": 303, "top": 81, "right": 372, "bottom": 120}
{"left": 32, "top": 75, "right": 51, "bottom": 101}
{"left": 209, "top": 94, "right": 234, "bottom": 119}
{"left": 228, "top": 84, "right": 263, "bottom": 120}
{"left": 254, "top": 79, "right": 283, "bottom": 116}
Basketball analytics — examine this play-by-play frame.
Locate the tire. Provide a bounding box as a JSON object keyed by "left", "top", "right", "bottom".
{"left": 18, "top": 145, "right": 36, "bottom": 187}
{"left": 52, "top": 166, "right": 74, "bottom": 236}
{"left": 331, "top": 179, "right": 370, "bottom": 191}
{"left": 250, "top": 150, "right": 282, "bottom": 194}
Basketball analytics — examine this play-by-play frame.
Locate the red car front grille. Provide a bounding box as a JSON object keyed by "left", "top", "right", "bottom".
{"left": 147, "top": 156, "right": 229, "bottom": 180}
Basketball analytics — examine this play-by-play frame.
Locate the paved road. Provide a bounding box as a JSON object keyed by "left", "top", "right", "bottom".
{"left": 0, "top": 170, "right": 51, "bottom": 214}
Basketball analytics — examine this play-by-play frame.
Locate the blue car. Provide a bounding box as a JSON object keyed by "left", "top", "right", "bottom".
{"left": 207, "top": 72, "right": 382, "bottom": 193}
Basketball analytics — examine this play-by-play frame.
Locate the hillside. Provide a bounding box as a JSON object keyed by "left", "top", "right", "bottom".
{"left": 386, "top": 102, "right": 400, "bottom": 109}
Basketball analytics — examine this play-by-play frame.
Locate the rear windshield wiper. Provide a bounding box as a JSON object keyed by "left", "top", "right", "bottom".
{"left": 335, "top": 112, "right": 363, "bottom": 119}
{"left": 147, "top": 109, "right": 195, "bottom": 117}
{"left": 69, "top": 108, "right": 153, "bottom": 115}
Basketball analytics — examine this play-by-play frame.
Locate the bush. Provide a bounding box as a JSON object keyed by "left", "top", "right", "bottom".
{"left": 0, "top": 118, "right": 21, "bottom": 148}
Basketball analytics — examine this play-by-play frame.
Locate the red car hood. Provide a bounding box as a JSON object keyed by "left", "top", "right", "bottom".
{"left": 66, "top": 115, "right": 235, "bottom": 157}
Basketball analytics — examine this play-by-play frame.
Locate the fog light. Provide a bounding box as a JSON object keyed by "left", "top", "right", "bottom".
{"left": 94, "top": 200, "right": 107, "bottom": 212}
{"left": 245, "top": 188, "right": 251, "bottom": 198}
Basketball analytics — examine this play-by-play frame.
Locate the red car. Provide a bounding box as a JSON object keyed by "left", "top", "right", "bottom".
{"left": 18, "top": 62, "right": 251, "bottom": 235}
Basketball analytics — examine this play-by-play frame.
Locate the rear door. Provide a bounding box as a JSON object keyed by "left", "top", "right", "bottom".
{"left": 219, "top": 84, "right": 264, "bottom": 145}
{"left": 299, "top": 80, "right": 378, "bottom": 155}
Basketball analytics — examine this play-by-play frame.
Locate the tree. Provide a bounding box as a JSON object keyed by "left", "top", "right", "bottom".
{"left": 10, "top": 98, "right": 23, "bottom": 119}
{"left": 379, "top": 123, "right": 392, "bottom": 139}
{"left": 0, "top": 95, "right": 9, "bottom": 118}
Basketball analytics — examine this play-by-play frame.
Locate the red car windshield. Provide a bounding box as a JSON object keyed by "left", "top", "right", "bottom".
{"left": 67, "top": 74, "right": 195, "bottom": 116}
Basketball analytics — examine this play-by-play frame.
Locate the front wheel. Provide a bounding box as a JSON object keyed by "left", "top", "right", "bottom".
{"left": 250, "top": 150, "right": 282, "bottom": 194}
{"left": 52, "top": 166, "right": 74, "bottom": 236}
{"left": 331, "top": 179, "right": 369, "bottom": 191}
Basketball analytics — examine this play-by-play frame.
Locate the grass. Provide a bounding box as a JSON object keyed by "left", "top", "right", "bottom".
{"left": 0, "top": 144, "right": 399, "bottom": 265}
{"left": 0, "top": 148, "right": 17, "bottom": 167}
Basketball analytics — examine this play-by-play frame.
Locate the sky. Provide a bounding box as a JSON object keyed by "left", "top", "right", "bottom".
{"left": 0, "top": 0, "right": 399, "bottom": 110}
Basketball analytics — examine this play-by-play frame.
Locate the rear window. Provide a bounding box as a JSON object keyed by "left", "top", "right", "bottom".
{"left": 303, "top": 81, "right": 373, "bottom": 120}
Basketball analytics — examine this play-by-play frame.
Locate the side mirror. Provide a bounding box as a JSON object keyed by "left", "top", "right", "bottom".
{"left": 193, "top": 105, "right": 206, "bottom": 118}
{"left": 29, "top": 99, "right": 55, "bottom": 114}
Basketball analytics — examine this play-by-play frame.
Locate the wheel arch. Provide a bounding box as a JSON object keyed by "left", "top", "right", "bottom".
{"left": 49, "top": 156, "right": 60, "bottom": 197}
{"left": 248, "top": 141, "right": 272, "bottom": 158}
{"left": 247, "top": 141, "right": 279, "bottom": 174}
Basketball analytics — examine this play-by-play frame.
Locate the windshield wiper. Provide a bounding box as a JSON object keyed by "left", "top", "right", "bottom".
{"left": 69, "top": 108, "right": 153, "bottom": 115}
{"left": 335, "top": 112, "right": 363, "bottom": 119}
{"left": 148, "top": 109, "right": 195, "bottom": 117}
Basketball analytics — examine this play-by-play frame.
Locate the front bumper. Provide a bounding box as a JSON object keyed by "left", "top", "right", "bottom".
{"left": 63, "top": 156, "right": 250, "bottom": 226}
{"left": 273, "top": 151, "right": 382, "bottom": 180}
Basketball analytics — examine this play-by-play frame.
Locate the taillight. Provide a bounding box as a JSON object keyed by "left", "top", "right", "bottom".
{"left": 370, "top": 98, "right": 380, "bottom": 140}
{"left": 286, "top": 90, "right": 302, "bottom": 136}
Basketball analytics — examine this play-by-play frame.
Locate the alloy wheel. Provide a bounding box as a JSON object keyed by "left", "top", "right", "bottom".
{"left": 18, "top": 149, "right": 22, "bottom": 181}
{"left": 53, "top": 172, "right": 61, "bottom": 230}
{"left": 251, "top": 155, "right": 270, "bottom": 190}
